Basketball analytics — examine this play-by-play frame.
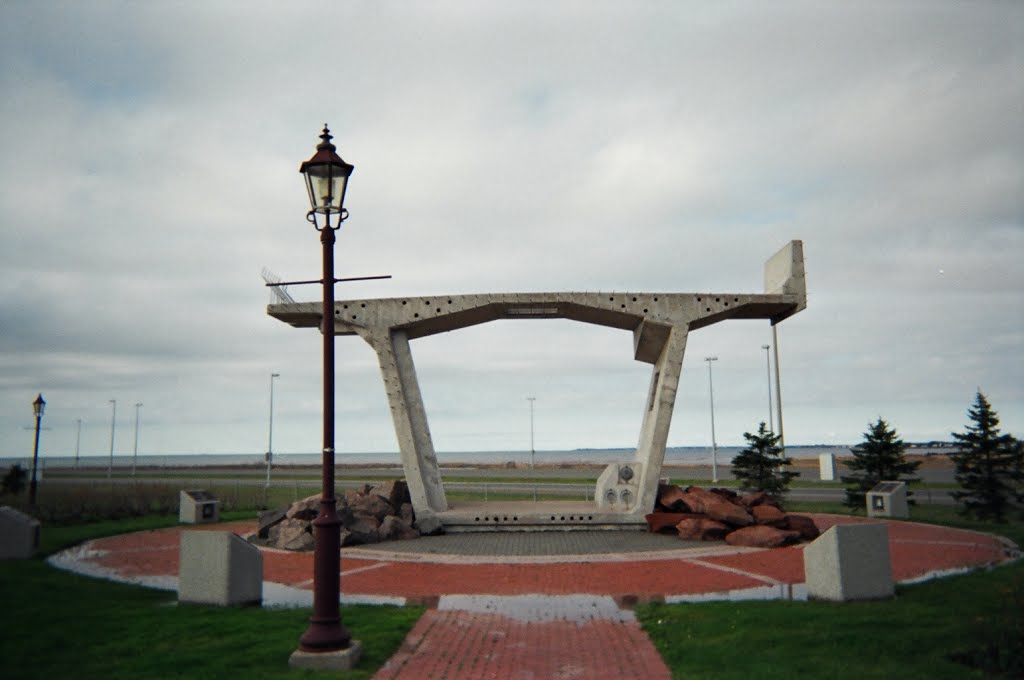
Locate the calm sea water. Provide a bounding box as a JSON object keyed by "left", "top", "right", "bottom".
{"left": 0, "top": 445, "right": 898, "bottom": 470}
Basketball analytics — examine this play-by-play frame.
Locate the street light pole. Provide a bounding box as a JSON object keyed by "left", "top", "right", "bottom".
{"left": 527, "top": 397, "right": 536, "bottom": 470}
{"left": 29, "top": 394, "right": 45, "bottom": 506}
{"left": 290, "top": 125, "right": 359, "bottom": 669}
{"left": 705, "top": 356, "right": 719, "bottom": 483}
{"left": 772, "top": 325, "right": 785, "bottom": 455}
{"left": 762, "top": 344, "right": 774, "bottom": 433}
{"left": 74, "top": 418, "right": 82, "bottom": 468}
{"left": 108, "top": 399, "right": 116, "bottom": 480}
{"left": 267, "top": 372, "right": 280, "bottom": 488}
{"left": 132, "top": 403, "right": 143, "bottom": 477}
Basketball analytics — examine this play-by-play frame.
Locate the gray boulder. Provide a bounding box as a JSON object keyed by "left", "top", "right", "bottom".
{"left": 286, "top": 495, "right": 321, "bottom": 522}
{"left": 348, "top": 493, "right": 393, "bottom": 522}
{"left": 346, "top": 515, "right": 381, "bottom": 545}
{"left": 378, "top": 515, "right": 420, "bottom": 542}
{"left": 269, "top": 518, "right": 314, "bottom": 551}
{"left": 257, "top": 507, "right": 287, "bottom": 538}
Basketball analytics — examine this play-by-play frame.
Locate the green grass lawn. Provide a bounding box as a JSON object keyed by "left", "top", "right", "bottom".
{"left": 636, "top": 506, "right": 1024, "bottom": 679}
{"left": 0, "top": 515, "right": 422, "bottom": 679}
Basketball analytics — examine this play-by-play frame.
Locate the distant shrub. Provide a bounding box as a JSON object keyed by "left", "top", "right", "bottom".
{"left": 5, "top": 483, "right": 179, "bottom": 524}
{"left": 2, "top": 464, "right": 27, "bottom": 495}
{"left": 4, "top": 480, "right": 271, "bottom": 524}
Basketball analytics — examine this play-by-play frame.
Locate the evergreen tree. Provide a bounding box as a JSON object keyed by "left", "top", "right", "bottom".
{"left": 2, "top": 464, "right": 27, "bottom": 495}
{"left": 730, "top": 422, "right": 798, "bottom": 500}
{"left": 841, "top": 418, "right": 921, "bottom": 509}
{"left": 950, "top": 391, "right": 1023, "bottom": 522}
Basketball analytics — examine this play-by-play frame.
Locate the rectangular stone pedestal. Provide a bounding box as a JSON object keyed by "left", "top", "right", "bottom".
{"left": 803, "top": 523, "right": 894, "bottom": 601}
{"left": 179, "top": 490, "right": 220, "bottom": 524}
{"left": 179, "top": 531, "right": 262, "bottom": 606}
{"left": 0, "top": 506, "right": 40, "bottom": 559}
{"left": 866, "top": 481, "right": 909, "bottom": 519}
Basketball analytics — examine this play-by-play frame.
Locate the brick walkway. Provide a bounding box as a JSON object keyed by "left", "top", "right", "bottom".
{"left": 374, "top": 606, "right": 671, "bottom": 680}
{"left": 48, "top": 514, "right": 1018, "bottom": 680}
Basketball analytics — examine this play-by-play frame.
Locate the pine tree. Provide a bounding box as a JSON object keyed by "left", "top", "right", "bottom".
{"left": 1, "top": 464, "right": 27, "bottom": 495}
{"left": 950, "top": 391, "right": 1023, "bottom": 523}
{"left": 730, "top": 422, "right": 798, "bottom": 500}
{"left": 841, "top": 418, "right": 920, "bottom": 509}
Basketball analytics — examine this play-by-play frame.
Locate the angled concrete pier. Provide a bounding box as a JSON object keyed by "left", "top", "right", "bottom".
{"left": 269, "top": 240, "right": 807, "bottom": 531}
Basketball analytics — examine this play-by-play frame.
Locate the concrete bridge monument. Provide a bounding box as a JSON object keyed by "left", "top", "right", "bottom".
{"left": 268, "top": 240, "right": 806, "bottom": 532}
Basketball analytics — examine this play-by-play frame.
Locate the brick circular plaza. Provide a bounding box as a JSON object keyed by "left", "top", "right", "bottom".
{"left": 50, "top": 514, "right": 1018, "bottom": 680}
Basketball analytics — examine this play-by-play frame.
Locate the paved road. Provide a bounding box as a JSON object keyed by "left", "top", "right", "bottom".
{"left": 43, "top": 473, "right": 958, "bottom": 504}
{"left": 52, "top": 462, "right": 958, "bottom": 483}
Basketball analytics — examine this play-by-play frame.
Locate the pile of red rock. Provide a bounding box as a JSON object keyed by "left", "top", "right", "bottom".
{"left": 647, "top": 484, "right": 820, "bottom": 548}
{"left": 249, "top": 480, "right": 423, "bottom": 551}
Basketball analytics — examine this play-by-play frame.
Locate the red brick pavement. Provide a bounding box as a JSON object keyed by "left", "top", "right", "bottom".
{"left": 372, "top": 610, "right": 672, "bottom": 680}
{"left": 77, "top": 514, "right": 1012, "bottom": 600}
{"left": 60, "top": 514, "right": 1016, "bottom": 680}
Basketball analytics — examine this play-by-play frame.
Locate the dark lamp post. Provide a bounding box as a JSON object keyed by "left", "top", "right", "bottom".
{"left": 29, "top": 393, "right": 45, "bottom": 505}
{"left": 290, "top": 124, "right": 360, "bottom": 668}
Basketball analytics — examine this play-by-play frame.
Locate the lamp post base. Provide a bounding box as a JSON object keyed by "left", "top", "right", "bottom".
{"left": 289, "top": 641, "right": 362, "bottom": 671}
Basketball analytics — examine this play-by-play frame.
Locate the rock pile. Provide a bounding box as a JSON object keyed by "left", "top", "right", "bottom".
{"left": 647, "top": 484, "right": 820, "bottom": 548}
{"left": 249, "top": 480, "right": 425, "bottom": 551}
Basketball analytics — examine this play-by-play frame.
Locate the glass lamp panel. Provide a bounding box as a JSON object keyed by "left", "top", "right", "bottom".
{"left": 304, "top": 165, "right": 349, "bottom": 214}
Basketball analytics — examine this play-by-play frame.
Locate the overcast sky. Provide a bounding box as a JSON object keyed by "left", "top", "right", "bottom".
{"left": 1, "top": 2, "right": 1021, "bottom": 461}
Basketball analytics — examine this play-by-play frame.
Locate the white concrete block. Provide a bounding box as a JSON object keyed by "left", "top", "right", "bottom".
{"left": 803, "top": 523, "right": 894, "bottom": 601}
{"left": 179, "top": 490, "right": 220, "bottom": 524}
{"left": 818, "top": 453, "right": 837, "bottom": 481}
{"left": 0, "top": 506, "right": 40, "bottom": 559}
{"left": 289, "top": 642, "right": 363, "bottom": 671}
{"left": 866, "top": 481, "right": 909, "bottom": 519}
{"left": 179, "top": 531, "right": 262, "bottom": 606}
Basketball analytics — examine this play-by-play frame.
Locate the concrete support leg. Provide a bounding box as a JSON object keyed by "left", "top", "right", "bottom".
{"left": 633, "top": 326, "right": 688, "bottom": 513}
{"left": 361, "top": 329, "right": 448, "bottom": 517}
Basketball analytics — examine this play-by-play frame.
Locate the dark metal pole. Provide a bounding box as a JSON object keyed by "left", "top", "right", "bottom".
{"left": 29, "top": 412, "right": 42, "bottom": 505}
{"left": 298, "top": 219, "right": 352, "bottom": 653}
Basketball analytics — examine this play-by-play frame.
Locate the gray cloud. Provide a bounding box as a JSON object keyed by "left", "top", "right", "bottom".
{"left": 1, "top": 2, "right": 1021, "bottom": 459}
